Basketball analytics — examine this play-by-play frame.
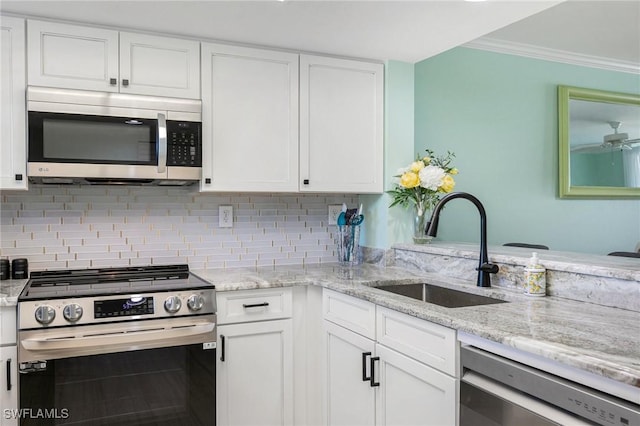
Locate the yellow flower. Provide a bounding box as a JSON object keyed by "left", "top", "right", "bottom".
{"left": 399, "top": 171, "right": 420, "bottom": 188}
{"left": 439, "top": 175, "right": 455, "bottom": 193}
{"left": 422, "top": 156, "right": 431, "bottom": 165}
{"left": 409, "top": 161, "right": 424, "bottom": 173}
{"left": 449, "top": 168, "right": 459, "bottom": 175}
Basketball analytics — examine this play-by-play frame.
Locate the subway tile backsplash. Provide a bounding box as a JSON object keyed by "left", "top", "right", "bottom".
{"left": 0, "top": 186, "right": 357, "bottom": 271}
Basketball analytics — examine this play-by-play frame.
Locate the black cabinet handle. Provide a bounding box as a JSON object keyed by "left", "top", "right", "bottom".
{"left": 303, "top": 179, "right": 309, "bottom": 185}
{"left": 15, "top": 174, "right": 22, "bottom": 181}
{"left": 6, "top": 358, "right": 11, "bottom": 391}
{"left": 362, "top": 352, "right": 371, "bottom": 381}
{"left": 109, "top": 78, "right": 117, "bottom": 85}
{"left": 370, "top": 356, "right": 380, "bottom": 387}
{"left": 122, "top": 79, "right": 129, "bottom": 87}
{"left": 205, "top": 178, "right": 211, "bottom": 184}
{"left": 242, "top": 302, "right": 269, "bottom": 309}
{"left": 220, "top": 335, "right": 225, "bottom": 362}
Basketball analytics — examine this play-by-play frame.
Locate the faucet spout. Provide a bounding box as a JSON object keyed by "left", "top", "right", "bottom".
{"left": 426, "top": 192, "right": 499, "bottom": 287}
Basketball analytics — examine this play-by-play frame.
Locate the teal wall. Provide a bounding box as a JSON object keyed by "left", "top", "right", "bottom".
{"left": 361, "top": 60, "right": 415, "bottom": 249}
{"left": 413, "top": 47, "right": 640, "bottom": 254}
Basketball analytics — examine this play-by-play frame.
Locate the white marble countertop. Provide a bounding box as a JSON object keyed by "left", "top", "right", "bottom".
{"left": 394, "top": 241, "right": 640, "bottom": 281}
{"left": 0, "top": 279, "right": 27, "bottom": 306}
{"left": 4, "top": 263, "right": 638, "bottom": 402}
{"left": 193, "top": 263, "right": 640, "bottom": 403}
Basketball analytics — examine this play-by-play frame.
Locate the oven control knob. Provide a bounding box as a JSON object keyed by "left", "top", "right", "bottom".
{"left": 187, "top": 294, "right": 205, "bottom": 311}
{"left": 164, "top": 296, "right": 182, "bottom": 313}
{"left": 63, "top": 304, "right": 83, "bottom": 322}
{"left": 35, "top": 305, "right": 56, "bottom": 325}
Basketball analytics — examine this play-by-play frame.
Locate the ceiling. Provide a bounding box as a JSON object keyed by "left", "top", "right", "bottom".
{"left": 479, "top": 0, "right": 640, "bottom": 69}
{"left": 1, "top": 1, "right": 637, "bottom": 66}
{"left": 1, "top": 0, "right": 564, "bottom": 63}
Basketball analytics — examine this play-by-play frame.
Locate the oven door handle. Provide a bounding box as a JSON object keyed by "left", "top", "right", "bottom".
{"left": 21, "top": 323, "right": 215, "bottom": 352}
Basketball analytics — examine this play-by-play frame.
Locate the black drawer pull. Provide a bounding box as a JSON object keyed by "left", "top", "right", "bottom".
{"left": 122, "top": 79, "right": 129, "bottom": 87}
{"left": 370, "top": 356, "right": 380, "bottom": 387}
{"left": 109, "top": 78, "right": 117, "bottom": 85}
{"left": 362, "top": 352, "right": 371, "bottom": 381}
{"left": 6, "top": 358, "right": 11, "bottom": 391}
{"left": 242, "top": 302, "right": 269, "bottom": 309}
{"left": 220, "top": 335, "right": 225, "bottom": 362}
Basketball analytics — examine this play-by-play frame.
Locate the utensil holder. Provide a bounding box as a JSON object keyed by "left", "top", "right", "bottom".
{"left": 337, "top": 224, "right": 361, "bottom": 266}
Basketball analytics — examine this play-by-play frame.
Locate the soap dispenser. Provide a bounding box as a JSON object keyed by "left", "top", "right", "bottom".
{"left": 524, "top": 252, "right": 546, "bottom": 296}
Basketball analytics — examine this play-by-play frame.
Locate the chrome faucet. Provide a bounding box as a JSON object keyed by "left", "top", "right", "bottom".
{"left": 426, "top": 192, "right": 499, "bottom": 287}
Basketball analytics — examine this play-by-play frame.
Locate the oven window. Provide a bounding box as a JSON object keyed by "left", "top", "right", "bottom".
{"left": 19, "top": 344, "right": 215, "bottom": 425}
{"left": 29, "top": 112, "right": 157, "bottom": 165}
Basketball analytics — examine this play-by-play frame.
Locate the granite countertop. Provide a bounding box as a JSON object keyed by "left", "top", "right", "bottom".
{"left": 395, "top": 241, "right": 640, "bottom": 281}
{"left": 194, "top": 263, "right": 640, "bottom": 403}
{"left": 0, "top": 279, "right": 27, "bottom": 307}
{"left": 4, "top": 263, "right": 638, "bottom": 402}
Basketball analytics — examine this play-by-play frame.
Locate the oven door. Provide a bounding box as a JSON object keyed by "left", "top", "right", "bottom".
{"left": 18, "top": 317, "right": 215, "bottom": 426}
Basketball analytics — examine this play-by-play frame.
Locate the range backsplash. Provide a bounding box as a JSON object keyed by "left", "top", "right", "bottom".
{"left": 0, "top": 185, "right": 357, "bottom": 271}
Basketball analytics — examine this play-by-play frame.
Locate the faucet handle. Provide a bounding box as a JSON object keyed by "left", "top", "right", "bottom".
{"left": 478, "top": 263, "right": 499, "bottom": 274}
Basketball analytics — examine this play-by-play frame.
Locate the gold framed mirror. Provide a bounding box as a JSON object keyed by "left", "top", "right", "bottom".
{"left": 558, "top": 85, "right": 640, "bottom": 198}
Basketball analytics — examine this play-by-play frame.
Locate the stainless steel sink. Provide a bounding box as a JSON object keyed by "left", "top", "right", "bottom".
{"left": 374, "top": 283, "right": 507, "bottom": 308}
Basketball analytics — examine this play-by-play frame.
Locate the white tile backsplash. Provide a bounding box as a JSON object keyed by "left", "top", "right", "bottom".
{"left": 0, "top": 185, "right": 357, "bottom": 271}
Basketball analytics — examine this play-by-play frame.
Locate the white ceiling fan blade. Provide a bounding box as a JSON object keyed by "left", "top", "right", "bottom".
{"left": 571, "top": 143, "right": 607, "bottom": 153}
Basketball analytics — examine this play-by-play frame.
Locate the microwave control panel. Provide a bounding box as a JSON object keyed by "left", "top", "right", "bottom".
{"left": 167, "top": 121, "right": 202, "bottom": 167}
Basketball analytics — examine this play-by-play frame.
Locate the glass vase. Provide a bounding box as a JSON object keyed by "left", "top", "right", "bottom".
{"left": 413, "top": 204, "right": 432, "bottom": 244}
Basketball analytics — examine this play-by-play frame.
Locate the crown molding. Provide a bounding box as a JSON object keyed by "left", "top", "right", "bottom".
{"left": 464, "top": 37, "right": 640, "bottom": 75}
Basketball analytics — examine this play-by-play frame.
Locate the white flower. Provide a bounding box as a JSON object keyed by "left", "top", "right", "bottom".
{"left": 418, "top": 165, "right": 445, "bottom": 191}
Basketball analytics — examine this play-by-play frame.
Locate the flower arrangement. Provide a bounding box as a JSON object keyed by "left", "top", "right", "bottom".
{"left": 387, "top": 149, "right": 457, "bottom": 242}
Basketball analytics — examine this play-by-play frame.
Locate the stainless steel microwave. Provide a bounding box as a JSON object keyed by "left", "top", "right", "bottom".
{"left": 27, "top": 86, "right": 202, "bottom": 185}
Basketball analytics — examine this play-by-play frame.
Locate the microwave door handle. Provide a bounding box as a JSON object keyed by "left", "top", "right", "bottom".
{"left": 157, "top": 112, "right": 167, "bottom": 173}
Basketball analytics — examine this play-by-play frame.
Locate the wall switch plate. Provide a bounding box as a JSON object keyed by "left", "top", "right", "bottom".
{"left": 328, "top": 205, "right": 343, "bottom": 226}
{"left": 219, "top": 205, "right": 233, "bottom": 228}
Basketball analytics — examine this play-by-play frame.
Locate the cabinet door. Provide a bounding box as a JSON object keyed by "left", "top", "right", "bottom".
{"left": 27, "top": 20, "right": 119, "bottom": 92}
{"left": 217, "top": 319, "right": 293, "bottom": 426}
{"left": 324, "top": 320, "right": 375, "bottom": 426}
{"left": 201, "top": 43, "right": 299, "bottom": 192}
{"left": 120, "top": 32, "right": 200, "bottom": 99}
{"left": 300, "top": 55, "right": 383, "bottom": 193}
{"left": 0, "top": 346, "right": 18, "bottom": 426}
{"left": 0, "top": 16, "right": 27, "bottom": 190}
{"left": 375, "top": 344, "right": 457, "bottom": 426}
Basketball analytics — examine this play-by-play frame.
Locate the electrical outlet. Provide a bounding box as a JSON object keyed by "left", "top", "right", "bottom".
{"left": 219, "top": 205, "right": 233, "bottom": 228}
{"left": 328, "top": 205, "right": 343, "bottom": 226}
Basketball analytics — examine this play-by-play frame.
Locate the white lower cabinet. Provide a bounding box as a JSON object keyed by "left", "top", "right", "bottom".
{"left": 323, "top": 289, "right": 458, "bottom": 426}
{"left": 216, "top": 288, "right": 294, "bottom": 426}
{"left": 0, "top": 304, "right": 18, "bottom": 426}
{"left": 375, "top": 344, "right": 457, "bottom": 426}
{"left": 0, "top": 345, "right": 18, "bottom": 426}
{"left": 324, "top": 320, "right": 375, "bottom": 426}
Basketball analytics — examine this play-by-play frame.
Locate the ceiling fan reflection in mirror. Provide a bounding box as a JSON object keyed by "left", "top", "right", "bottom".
{"left": 571, "top": 121, "right": 640, "bottom": 153}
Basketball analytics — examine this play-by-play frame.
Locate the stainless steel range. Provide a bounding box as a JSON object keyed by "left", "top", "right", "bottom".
{"left": 16, "top": 264, "right": 216, "bottom": 426}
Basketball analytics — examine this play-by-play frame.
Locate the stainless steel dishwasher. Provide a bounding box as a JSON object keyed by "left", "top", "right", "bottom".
{"left": 460, "top": 345, "right": 640, "bottom": 426}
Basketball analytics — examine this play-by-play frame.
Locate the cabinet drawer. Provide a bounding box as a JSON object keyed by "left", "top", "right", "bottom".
{"left": 376, "top": 306, "right": 457, "bottom": 376}
{"left": 323, "top": 289, "right": 375, "bottom": 340}
{"left": 216, "top": 287, "right": 293, "bottom": 325}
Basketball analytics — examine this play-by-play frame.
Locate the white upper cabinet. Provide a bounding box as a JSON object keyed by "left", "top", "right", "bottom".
{"left": 300, "top": 55, "right": 384, "bottom": 193}
{"left": 200, "top": 43, "right": 299, "bottom": 192}
{"left": 119, "top": 32, "right": 200, "bottom": 99}
{"left": 1, "top": 16, "right": 27, "bottom": 190}
{"left": 27, "top": 20, "right": 119, "bottom": 92}
{"left": 27, "top": 20, "right": 200, "bottom": 98}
